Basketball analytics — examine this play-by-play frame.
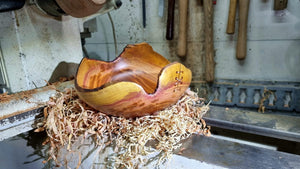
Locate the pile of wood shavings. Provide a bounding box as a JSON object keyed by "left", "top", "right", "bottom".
{"left": 0, "top": 92, "right": 11, "bottom": 102}
{"left": 38, "top": 88, "right": 210, "bottom": 168}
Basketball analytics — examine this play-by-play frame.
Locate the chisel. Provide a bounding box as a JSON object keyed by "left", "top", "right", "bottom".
{"left": 236, "top": 0, "right": 250, "bottom": 60}
{"left": 204, "top": 0, "right": 215, "bottom": 82}
{"left": 166, "top": 0, "right": 175, "bottom": 40}
{"left": 177, "top": 0, "right": 188, "bottom": 57}
{"left": 226, "top": 0, "right": 237, "bottom": 34}
{"left": 142, "top": 0, "right": 146, "bottom": 28}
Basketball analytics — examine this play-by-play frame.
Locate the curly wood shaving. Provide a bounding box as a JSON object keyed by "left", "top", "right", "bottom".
{"left": 40, "top": 88, "right": 210, "bottom": 168}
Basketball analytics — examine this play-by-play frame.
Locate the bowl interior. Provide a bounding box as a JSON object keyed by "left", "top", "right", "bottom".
{"left": 76, "top": 43, "right": 170, "bottom": 94}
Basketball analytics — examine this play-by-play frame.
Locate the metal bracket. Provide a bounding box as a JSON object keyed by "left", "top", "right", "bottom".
{"left": 210, "top": 80, "right": 300, "bottom": 112}
{"left": 0, "top": 80, "right": 74, "bottom": 140}
{"left": 0, "top": 43, "right": 10, "bottom": 93}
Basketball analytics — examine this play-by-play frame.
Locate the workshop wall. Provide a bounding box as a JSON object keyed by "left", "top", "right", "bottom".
{"left": 0, "top": 0, "right": 299, "bottom": 93}
{"left": 214, "top": 0, "right": 300, "bottom": 82}
{"left": 85, "top": 0, "right": 206, "bottom": 81}
{"left": 85, "top": 0, "right": 300, "bottom": 83}
{"left": 0, "top": 4, "right": 83, "bottom": 93}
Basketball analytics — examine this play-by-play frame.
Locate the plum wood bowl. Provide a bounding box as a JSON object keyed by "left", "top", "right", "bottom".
{"left": 75, "top": 43, "right": 192, "bottom": 118}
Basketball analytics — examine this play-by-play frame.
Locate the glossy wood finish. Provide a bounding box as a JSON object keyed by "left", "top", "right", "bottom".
{"left": 56, "top": 0, "right": 106, "bottom": 18}
{"left": 75, "top": 43, "right": 192, "bottom": 118}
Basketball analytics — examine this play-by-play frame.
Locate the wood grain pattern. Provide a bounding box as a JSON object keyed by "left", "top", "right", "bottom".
{"left": 204, "top": 0, "right": 215, "bottom": 82}
{"left": 226, "top": 0, "right": 237, "bottom": 34}
{"left": 236, "top": 0, "right": 250, "bottom": 60}
{"left": 177, "top": 0, "right": 188, "bottom": 57}
{"left": 56, "top": 0, "right": 105, "bottom": 18}
{"left": 75, "top": 43, "right": 192, "bottom": 118}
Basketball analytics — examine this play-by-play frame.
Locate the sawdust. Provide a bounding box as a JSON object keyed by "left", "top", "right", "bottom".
{"left": 37, "top": 88, "right": 210, "bottom": 168}
{"left": 0, "top": 89, "right": 35, "bottom": 103}
{"left": 258, "top": 89, "right": 275, "bottom": 113}
{"left": 0, "top": 92, "right": 11, "bottom": 102}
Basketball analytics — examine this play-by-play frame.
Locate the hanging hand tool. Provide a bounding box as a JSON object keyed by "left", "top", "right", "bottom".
{"left": 142, "top": 0, "right": 146, "bottom": 28}
{"left": 166, "top": 0, "right": 175, "bottom": 40}
{"left": 236, "top": 0, "right": 250, "bottom": 60}
{"left": 274, "top": 0, "right": 288, "bottom": 10}
{"left": 204, "top": 0, "right": 215, "bottom": 82}
{"left": 226, "top": 0, "right": 237, "bottom": 34}
{"left": 177, "top": 0, "right": 188, "bottom": 57}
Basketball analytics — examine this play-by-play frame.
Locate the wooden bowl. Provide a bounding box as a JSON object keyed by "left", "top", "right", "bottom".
{"left": 75, "top": 43, "right": 192, "bottom": 118}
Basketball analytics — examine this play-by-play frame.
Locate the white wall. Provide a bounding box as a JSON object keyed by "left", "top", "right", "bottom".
{"left": 85, "top": 0, "right": 206, "bottom": 81}
{"left": 85, "top": 0, "right": 300, "bottom": 82}
{"left": 0, "top": 0, "right": 299, "bottom": 93}
{"left": 214, "top": 0, "right": 300, "bottom": 82}
{"left": 0, "top": 4, "right": 83, "bottom": 93}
